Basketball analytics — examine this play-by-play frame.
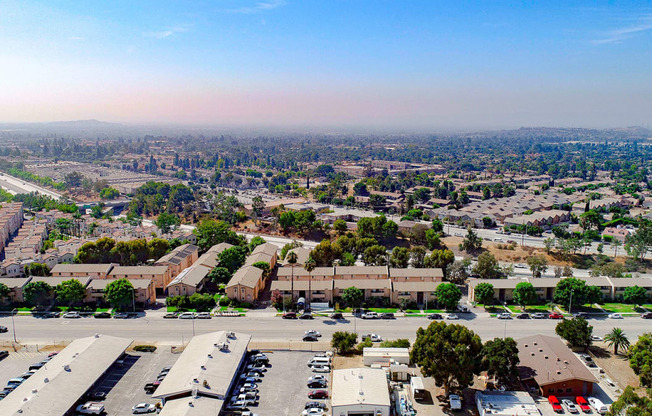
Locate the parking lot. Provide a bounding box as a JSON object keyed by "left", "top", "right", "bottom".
{"left": 0, "top": 348, "right": 48, "bottom": 392}
{"left": 235, "top": 350, "right": 330, "bottom": 416}
{"left": 94, "top": 349, "right": 179, "bottom": 416}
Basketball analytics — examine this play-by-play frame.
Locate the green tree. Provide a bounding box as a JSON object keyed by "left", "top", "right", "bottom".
{"left": 207, "top": 266, "right": 231, "bottom": 284}
{"left": 432, "top": 218, "right": 444, "bottom": 233}
{"left": 148, "top": 238, "right": 170, "bottom": 260}
{"left": 474, "top": 283, "right": 495, "bottom": 307}
{"left": 25, "top": 263, "right": 50, "bottom": 277}
{"left": 579, "top": 210, "right": 603, "bottom": 230}
{"left": 23, "top": 281, "right": 53, "bottom": 306}
{"left": 362, "top": 245, "right": 388, "bottom": 266}
{"left": 104, "top": 278, "right": 134, "bottom": 311}
{"left": 390, "top": 246, "right": 410, "bottom": 268}
{"left": 342, "top": 286, "right": 364, "bottom": 308}
{"left": 543, "top": 237, "right": 555, "bottom": 254}
{"left": 248, "top": 236, "right": 266, "bottom": 253}
{"left": 623, "top": 286, "right": 648, "bottom": 305}
{"left": 380, "top": 339, "right": 411, "bottom": 348}
{"left": 605, "top": 327, "right": 630, "bottom": 355}
{"left": 99, "top": 187, "right": 120, "bottom": 199}
{"left": 340, "top": 252, "right": 356, "bottom": 266}
{"left": 461, "top": 227, "right": 482, "bottom": 252}
{"left": 425, "top": 229, "right": 441, "bottom": 250}
{"left": 311, "top": 239, "right": 343, "bottom": 267}
{"left": 435, "top": 283, "right": 462, "bottom": 310}
{"left": 0, "top": 282, "right": 9, "bottom": 303}
{"left": 447, "top": 259, "right": 470, "bottom": 285}
{"left": 607, "top": 386, "right": 652, "bottom": 416}
{"left": 252, "top": 261, "right": 271, "bottom": 279}
{"left": 411, "top": 322, "right": 483, "bottom": 396}
{"left": 251, "top": 196, "right": 265, "bottom": 223}
{"left": 410, "top": 246, "right": 426, "bottom": 268}
{"left": 472, "top": 252, "right": 502, "bottom": 279}
{"left": 481, "top": 338, "right": 520, "bottom": 387}
{"left": 55, "top": 279, "right": 86, "bottom": 306}
{"left": 425, "top": 249, "right": 455, "bottom": 275}
{"left": 554, "top": 278, "right": 602, "bottom": 309}
{"left": 218, "top": 246, "right": 247, "bottom": 273}
{"left": 625, "top": 221, "right": 652, "bottom": 261}
{"left": 556, "top": 317, "right": 593, "bottom": 349}
{"left": 629, "top": 333, "right": 652, "bottom": 388}
{"left": 527, "top": 255, "right": 548, "bottom": 278}
{"left": 333, "top": 219, "right": 348, "bottom": 235}
{"left": 331, "top": 331, "right": 358, "bottom": 354}
{"left": 513, "top": 282, "right": 537, "bottom": 308}
{"left": 193, "top": 219, "right": 241, "bottom": 253}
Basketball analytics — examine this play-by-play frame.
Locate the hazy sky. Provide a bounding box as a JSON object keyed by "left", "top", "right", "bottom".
{"left": 1, "top": 0, "right": 651, "bottom": 130}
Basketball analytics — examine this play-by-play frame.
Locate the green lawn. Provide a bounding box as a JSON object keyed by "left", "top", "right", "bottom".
{"left": 368, "top": 308, "right": 398, "bottom": 313}
{"left": 558, "top": 304, "right": 603, "bottom": 314}
{"left": 643, "top": 305, "right": 652, "bottom": 311}
{"left": 218, "top": 306, "right": 246, "bottom": 312}
{"left": 424, "top": 309, "right": 446, "bottom": 313}
{"left": 600, "top": 303, "right": 641, "bottom": 314}
{"left": 476, "top": 304, "right": 507, "bottom": 314}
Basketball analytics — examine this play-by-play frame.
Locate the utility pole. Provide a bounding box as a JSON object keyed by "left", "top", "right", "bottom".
{"left": 11, "top": 308, "right": 17, "bottom": 343}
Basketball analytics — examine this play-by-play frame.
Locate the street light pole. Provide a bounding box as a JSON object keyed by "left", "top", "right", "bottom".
{"left": 11, "top": 308, "right": 17, "bottom": 343}
{"left": 131, "top": 288, "right": 135, "bottom": 313}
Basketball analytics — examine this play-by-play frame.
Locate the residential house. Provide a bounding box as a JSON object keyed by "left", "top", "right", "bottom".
{"left": 108, "top": 266, "right": 171, "bottom": 294}
{"left": 85, "top": 278, "right": 156, "bottom": 306}
{"left": 225, "top": 266, "right": 264, "bottom": 303}
{"left": 51, "top": 264, "right": 115, "bottom": 279}
{"left": 155, "top": 244, "right": 199, "bottom": 278}
{"left": 0, "top": 277, "right": 30, "bottom": 302}
{"left": 166, "top": 264, "right": 212, "bottom": 297}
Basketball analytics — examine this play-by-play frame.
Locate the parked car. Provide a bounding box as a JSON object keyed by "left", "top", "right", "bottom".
{"left": 62, "top": 311, "right": 80, "bottom": 319}
{"left": 113, "top": 312, "right": 129, "bottom": 319}
{"left": 246, "top": 364, "right": 267, "bottom": 372}
{"left": 227, "top": 401, "right": 251, "bottom": 410}
{"left": 94, "top": 312, "right": 111, "bottom": 319}
{"left": 497, "top": 313, "right": 512, "bottom": 319}
{"left": 576, "top": 396, "right": 591, "bottom": 413}
{"left": 308, "top": 375, "right": 326, "bottom": 383}
{"left": 0, "top": 351, "right": 8, "bottom": 360}
{"left": 303, "top": 335, "right": 319, "bottom": 342}
{"left": 428, "top": 313, "right": 443, "bottom": 320}
{"left": 240, "top": 382, "right": 258, "bottom": 390}
{"left": 305, "top": 401, "right": 327, "bottom": 409}
{"left": 132, "top": 403, "right": 157, "bottom": 414}
{"left": 76, "top": 401, "right": 105, "bottom": 414}
{"left": 588, "top": 397, "right": 608, "bottom": 415}
{"left": 516, "top": 313, "right": 530, "bottom": 319}
{"left": 308, "top": 379, "right": 328, "bottom": 388}
{"left": 312, "top": 365, "right": 331, "bottom": 373}
{"left": 178, "top": 312, "right": 196, "bottom": 319}
{"left": 143, "top": 382, "right": 160, "bottom": 394}
{"left": 282, "top": 312, "right": 297, "bottom": 319}
{"left": 447, "top": 314, "right": 459, "bottom": 320}
{"left": 380, "top": 313, "right": 395, "bottom": 319}
{"left": 641, "top": 312, "right": 652, "bottom": 319}
{"left": 0, "top": 325, "right": 8, "bottom": 332}
{"left": 549, "top": 313, "right": 564, "bottom": 319}
{"left": 305, "top": 330, "right": 322, "bottom": 337}
{"left": 330, "top": 312, "right": 343, "bottom": 319}
{"left": 361, "top": 312, "right": 379, "bottom": 319}
{"left": 591, "top": 335, "right": 603, "bottom": 341}
{"left": 549, "top": 395, "right": 563, "bottom": 413}
{"left": 163, "top": 312, "right": 179, "bottom": 319}
{"left": 240, "top": 376, "right": 260, "bottom": 384}
{"left": 562, "top": 399, "right": 580, "bottom": 414}
{"left": 449, "top": 394, "right": 462, "bottom": 411}
{"left": 532, "top": 313, "right": 547, "bottom": 319}
{"left": 196, "top": 312, "right": 211, "bottom": 319}
{"left": 85, "top": 391, "right": 107, "bottom": 400}
{"left": 302, "top": 408, "right": 325, "bottom": 416}
{"left": 308, "top": 389, "right": 329, "bottom": 399}
{"left": 299, "top": 313, "right": 314, "bottom": 320}
{"left": 608, "top": 313, "right": 623, "bottom": 319}
{"left": 20, "top": 370, "right": 37, "bottom": 379}
{"left": 361, "top": 334, "right": 382, "bottom": 342}
{"left": 573, "top": 312, "right": 589, "bottom": 319}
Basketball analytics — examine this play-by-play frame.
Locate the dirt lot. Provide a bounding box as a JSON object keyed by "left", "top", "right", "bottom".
{"left": 589, "top": 342, "right": 644, "bottom": 394}
{"left": 332, "top": 354, "right": 364, "bottom": 370}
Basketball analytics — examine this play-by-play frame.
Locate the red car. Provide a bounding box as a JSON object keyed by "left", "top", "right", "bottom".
{"left": 576, "top": 397, "right": 591, "bottom": 413}
{"left": 549, "top": 313, "right": 563, "bottom": 319}
{"left": 308, "top": 390, "right": 329, "bottom": 399}
{"left": 282, "top": 312, "right": 297, "bottom": 319}
{"left": 549, "top": 395, "right": 563, "bottom": 413}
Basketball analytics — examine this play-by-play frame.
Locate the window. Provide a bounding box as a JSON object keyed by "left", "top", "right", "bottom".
{"left": 566, "top": 388, "right": 572, "bottom": 393}
{"left": 312, "top": 290, "right": 325, "bottom": 295}
{"left": 370, "top": 289, "right": 384, "bottom": 294}
{"left": 398, "top": 292, "right": 411, "bottom": 296}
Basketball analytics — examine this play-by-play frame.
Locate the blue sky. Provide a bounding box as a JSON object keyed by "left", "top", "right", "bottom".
{"left": 1, "top": 0, "right": 651, "bottom": 129}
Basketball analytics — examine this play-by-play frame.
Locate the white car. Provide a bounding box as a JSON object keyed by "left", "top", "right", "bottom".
{"left": 305, "top": 330, "right": 322, "bottom": 337}
{"left": 178, "top": 312, "right": 195, "bottom": 319}
{"left": 62, "top": 311, "right": 80, "bottom": 319}
{"left": 497, "top": 313, "right": 512, "bottom": 320}
{"left": 588, "top": 397, "right": 608, "bottom": 415}
{"left": 361, "top": 334, "right": 382, "bottom": 342}
{"left": 608, "top": 313, "right": 623, "bottom": 319}
{"left": 361, "top": 312, "right": 379, "bottom": 319}
{"left": 196, "top": 312, "right": 211, "bottom": 319}
{"left": 447, "top": 314, "right": 459, "bottom": 320}
{"left": 132, "top": 402, "right": 156, "bottom": 414}
{"left": 308, "top": 374, "right": 326, "bottom": 383}
{"left": 591, "top": 335, "right": 603, "bottom": 341}
{"left": 312, "top": 365, "right": 331, "bottom": 373}
{"left": 303, "top": 408, "right": 325, "bottom": 416}
{"left": 562, "top": 399, "right": 579, "bottom": 414}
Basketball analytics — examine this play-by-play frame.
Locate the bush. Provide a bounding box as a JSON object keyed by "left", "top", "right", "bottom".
{"left": 331, "top": 331, "right": 358, "bottom": 354}
{"left": 240, "top": 302, "right": 253, "bottom": 309}
{"left": 356, "top": 337, "right": 373, "bottom": 353}
{"left": 217, "top": 295, "right": 230, "bottom": 306}
{"left": 133, "top": 345, "right": 157, "bottom": 352}
{"left": 379, "top": 339, "right": 411, "bottom": 348}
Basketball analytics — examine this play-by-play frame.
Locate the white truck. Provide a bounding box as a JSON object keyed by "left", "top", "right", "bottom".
{"left": 76, "top": 401, "right": 105, "bottom": 414}
{"left": 449, "top": 394, "right": 462, "bottom": 411}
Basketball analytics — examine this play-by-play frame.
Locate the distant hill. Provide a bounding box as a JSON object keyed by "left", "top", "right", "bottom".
{"left": 45, "top": 119, "right": 122, "bottom": 127}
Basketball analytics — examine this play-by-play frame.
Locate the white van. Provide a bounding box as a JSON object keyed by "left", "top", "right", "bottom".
{"left": 588, "top": 397, "right": 608, "bottom": 415}
{"left": 410, "top": 377, "right": 427, "bottom": 402}
{"left": 307, "top": 357, "right": 331, "bottom": 367}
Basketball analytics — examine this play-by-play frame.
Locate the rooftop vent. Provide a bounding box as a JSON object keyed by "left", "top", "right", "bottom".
{"left": 544, "top": 356, "right": 549, "bottom": 359}
{"left": 64, "top": 365, "right": 70, "bottom": 371}
{"left": 201, "top": 365, "right": 206, "bottom": 370}
{"left": 43, "top": 378, "right": 49, "bottom": 383}
{"left": 94, "top": 333, "right": 100, "bottom": 338}
{"left": 531, "top": 353, "right": 535, "bottom": 356}
{"left": 534, "top": 342, "right": 538, "bottom": 346}
{"left": 524, "top": 344, "right": 528, "bottom": 347}
{"left": 556, "top": 371, "right": 562, "bottom": 375}
{"left": 193, "top": 378, "right": 199, "bottom": 384}
{"left": 207, "top": 354, "right": 213, "bottom": 358}
{"left": 539, "top": 349, "right": 543, "bottom": 353}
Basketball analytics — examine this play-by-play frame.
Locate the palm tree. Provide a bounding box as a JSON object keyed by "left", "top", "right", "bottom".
{"left": 286, "top": 251, "right": 298, "bottom": 300}
{"left": 604, "top": 327, "right": 630, "bottom": 355}
{"left": 304, "top": 257, "right": 316, "bottom": 308}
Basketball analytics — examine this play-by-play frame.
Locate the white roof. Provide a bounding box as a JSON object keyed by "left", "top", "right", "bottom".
{"left": 0, "top": 335, "right": 132, "bottom": 416}
{"left": 363, "top": 347, "right": 409, "bottom": 357}
{"left": 158, "top": 395, "right": 225, "bottom": 416}
{"left": 476, "top": 391, "right": 539, "bottom": 416}
{"left": 153, "top": 331, "right": 250, "bottom": 400}
{"left": 332, "top": 368, "right": 390, "bottom": 408}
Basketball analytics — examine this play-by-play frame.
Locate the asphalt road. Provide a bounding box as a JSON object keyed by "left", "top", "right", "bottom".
{"left": 1, "top": 314, "right": 649, "bottom": 345}
{"left": 0, "top": 172, "right": 63, "bottom": 199}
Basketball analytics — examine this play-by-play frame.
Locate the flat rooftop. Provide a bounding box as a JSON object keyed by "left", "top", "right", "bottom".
{"left": 0, "top": 334, "right": 132, "bottom": 416}
{"left": 476, "top": 391, "right": 539, "bottom": 416}
{"left": 154, "top": 331, "right": 250, "bottom": 402}
{"left": 332, "top": 368, "right": 390, "bottom": 408}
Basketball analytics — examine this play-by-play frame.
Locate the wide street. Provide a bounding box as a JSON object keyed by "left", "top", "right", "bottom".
{"left": 1, "top": 313, "right": 649, "bottom": 346}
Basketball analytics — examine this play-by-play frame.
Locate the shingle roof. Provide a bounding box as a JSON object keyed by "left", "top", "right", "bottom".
{"left": 335, "top": 266, "right": 388, "bottom": 276}
{"left": 516, "top": 335, "right": 598, "bottom": 386}
{"left": 389, "top": 268, "right": 444, "bottom": 278}
{"left": 87, "top": 278, "right": 153, "bottom": 290}
{"left": 167, "top": 265, "right": 211, "bottom": 288}
{"left": 109, "top": 266, "right": 169, "bottom": 276}
{"left": 334, "top": 279, "right": 391, "bottom": 290}
{"left": 155, "top": 244, "right": 198, "bottom": 265}
{"left": 225, "top": 266, "right": 263, "bottom": 289}
{"left": 51, "top": 264, "right": 114, "bottom": 274}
